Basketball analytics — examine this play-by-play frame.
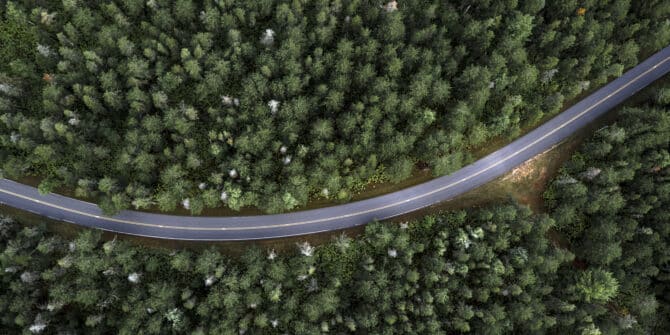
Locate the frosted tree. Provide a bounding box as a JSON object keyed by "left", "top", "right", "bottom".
{"left": 260, "top": 29, "right": 275, "bottom": 46}
{"left": 268, "top": 99, "right": 280, "bottom": 114}
{"left": 298, "top": 241, "right": 315, "bottom": 257}
{"left": 127, "top": 272, "right": 141, "bottom": 284}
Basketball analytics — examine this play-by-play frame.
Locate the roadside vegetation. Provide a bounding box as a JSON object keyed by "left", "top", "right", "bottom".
{"left": 3, "top": 75, "right": 670, "bottom": 335}
{"left": 1, "top": 1, "right": 669, "bottom": 214}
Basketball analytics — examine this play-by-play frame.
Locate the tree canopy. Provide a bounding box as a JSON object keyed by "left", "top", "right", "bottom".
{"left": 0, "top": 204, "right": 573, "bottom": 334}
{"left": 545, "top": 81, "right": 670, "bottom": 333}
{"left": 4, "top": 83, "right": 670, "bottom": 332}
{"left": 1, "top": 0, "right": 668, "bottom": 214}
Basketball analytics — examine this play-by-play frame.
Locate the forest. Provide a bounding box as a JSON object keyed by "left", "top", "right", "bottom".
{"left": 0, "top": 207, "right": 582, "bottom": 334}
{"left": 543, "top": 82, "right": 670, "bottom": 333}
{"left": 2, "top": 76, "right": 670, "bottom": 334}
{"left": 2, "top": 1, "right": 670, "bottom": 214}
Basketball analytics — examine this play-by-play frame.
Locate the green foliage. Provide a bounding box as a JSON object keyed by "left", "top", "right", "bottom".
{"left": 6, "top": 77, "right": 670, "bottom": 334}
{"left": 575, "top": 269, "right": 619, "bottom": 303}
{"left": 545, "top": 82, "right": 670, "bottom": 333}
{"left": 0, "top": 1, "right": 664, "bottom": 214}
{"left": 0, "top": 2, "right": 37, "bottom": 74}
{"left": 0, "top": 203, "right": 571, "bottom": 334}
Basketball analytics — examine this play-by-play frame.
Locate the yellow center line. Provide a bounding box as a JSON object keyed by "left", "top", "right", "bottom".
{"left": 1, "top": 55, "right": 669, "bottom": 232}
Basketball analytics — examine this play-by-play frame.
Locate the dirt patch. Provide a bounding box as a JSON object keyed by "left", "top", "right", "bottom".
{"left": 501, "top": 149, "right": 550, "bottom": 184}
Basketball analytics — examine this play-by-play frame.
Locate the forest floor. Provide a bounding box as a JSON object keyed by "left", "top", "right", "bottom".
{"left": 392, "top": 133, "right": 584, "bottom": 219}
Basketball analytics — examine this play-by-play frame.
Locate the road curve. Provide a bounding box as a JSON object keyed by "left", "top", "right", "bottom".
{"left": 1, "top": 46, "right": 670, "bottom": 241}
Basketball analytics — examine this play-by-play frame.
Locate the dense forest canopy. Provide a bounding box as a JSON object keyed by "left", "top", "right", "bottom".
{"left": 0, "top": 207, "right": 577, "bottom": 334}
{"left": 1, "top": 0, "right": 670, "bottom": 214}
{"left": 544, "top": 81, "right": 670, "bottom": 333}
{"left": 3, "top": 80, "right": 670, "bottom": 334}
{"left": 3, "top": 1, "right": 670, "bottom": 332}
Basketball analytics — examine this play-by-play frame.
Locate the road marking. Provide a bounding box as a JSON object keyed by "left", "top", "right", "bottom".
{"left": 1, "top": 54, "right": 669, "bottom": 232}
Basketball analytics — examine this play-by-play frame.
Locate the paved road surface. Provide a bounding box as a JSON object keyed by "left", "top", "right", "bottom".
{"left": 1, "top": 46, "right": 670, "bottom": 241}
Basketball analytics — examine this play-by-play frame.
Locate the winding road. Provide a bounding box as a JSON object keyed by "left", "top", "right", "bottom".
{"left": 1, "top": 46, "right": 670, "bottom": 241}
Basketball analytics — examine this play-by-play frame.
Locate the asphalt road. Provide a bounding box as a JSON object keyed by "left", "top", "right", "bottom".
{"left": 2, "top": 46, "right": 670, "bottom": 241}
